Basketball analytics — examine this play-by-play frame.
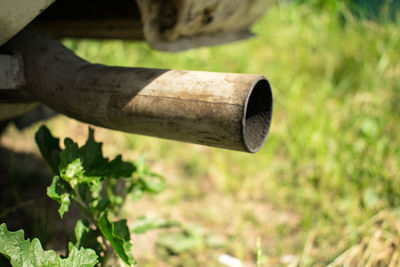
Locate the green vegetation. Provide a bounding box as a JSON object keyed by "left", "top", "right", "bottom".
{"left": 62, "top": 2, "right": 400, "bottom": 265}
{"left": 1, "top": 1, "right": 399, "bottom": 266}
{"left": 1, "top": 126, "right": 174, "bottom": 266}
{"left": 0, "top": 223, "right": 98, "bottom": 266}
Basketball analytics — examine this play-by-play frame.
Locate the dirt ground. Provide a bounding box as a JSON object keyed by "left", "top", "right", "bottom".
{"left": 0, "top": 115, "right": 300, "bottom": 266}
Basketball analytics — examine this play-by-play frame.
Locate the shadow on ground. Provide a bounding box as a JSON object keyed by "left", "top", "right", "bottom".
{"left": 0, "top": 146, "right": 80, "bottom": 265}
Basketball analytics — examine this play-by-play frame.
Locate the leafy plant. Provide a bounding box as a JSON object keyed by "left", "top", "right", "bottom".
{"left": 0, "top": 126, "right": 174, "bottom": 266}
{"left": 0, "top": 223, "right": 98, "bottom": 267}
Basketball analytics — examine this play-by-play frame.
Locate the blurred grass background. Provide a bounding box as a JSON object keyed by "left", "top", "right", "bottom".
{"left": 2, "top": 0, "right": 400, "bottom": 266}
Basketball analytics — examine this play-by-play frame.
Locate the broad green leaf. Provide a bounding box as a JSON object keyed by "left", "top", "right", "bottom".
{"left": 47, "top": 176, "right": 71, "bottom": 218}
{"left": 0, "top": 223, "right": 98, "bottom": 267}
{"left": 0, "top": 223, "right": 57, "bottom": 266}
{"left": 57, "top": 128, "right": 135, "bottom": 185}
{"left": 60, "top": 138, "right": 80, "bottom": 169}
{"left": 105, "top": 155, "right": 136, "bottom": 178}
{"left": 80, "top": 128, "right": 107, "bottom": 170}
{"left": 35, "top": 125, "right": 61, "bottom": 174}
{"left": 60, "top": 243, "right": 98, "bottom": 267}
{"left": 98, "top": 213, "right": 136, "bottom": 266}
{"left": 80, "top": 129, "right": 135, "bottom": 179}
{"left": 131, "top": 216, "right": 180, "bottom": 234}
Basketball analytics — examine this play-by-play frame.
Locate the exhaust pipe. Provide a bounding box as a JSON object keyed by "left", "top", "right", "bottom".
{"left": 5, "top": 29, "right": 273, "bottom": 153}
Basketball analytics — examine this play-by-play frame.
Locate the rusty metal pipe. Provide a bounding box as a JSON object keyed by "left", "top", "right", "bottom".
{"left": 5, "top": 29, "right": 273, "bottom": 152}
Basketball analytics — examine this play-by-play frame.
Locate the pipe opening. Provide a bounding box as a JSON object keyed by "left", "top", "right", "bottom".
{"left": 243, "top": 78, "right": 273, "bottom": 153}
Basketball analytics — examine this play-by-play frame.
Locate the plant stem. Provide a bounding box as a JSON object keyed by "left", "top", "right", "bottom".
{"left": 70, "top": 190, "right": 113, "bottom": 262}
{"left": 71, "top": 194, "right": 96, "bottom": 226}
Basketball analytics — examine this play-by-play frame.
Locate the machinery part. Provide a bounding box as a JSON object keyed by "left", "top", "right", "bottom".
{"left": 32, "top": 0, "right": 274, "bottom": 51}
{"left": 33, "top": 0, "right": 144, "bottom": 40}
{"left": 5, "top": 29, "right": 273, "bottom": 153}
{"left": 1, "top": 0, "right": 273, "bottom": 50}
{"left": 0, "top": 55, "right": 25, "bottom": 90}
{"left": 0, "top": 0, "right": 56, "bottom": 46}
{"left": 135, "top": 0, "right": 274, "bottom": 51}
{"left": 0, "top": 54, "right": 38, "bottom": 120}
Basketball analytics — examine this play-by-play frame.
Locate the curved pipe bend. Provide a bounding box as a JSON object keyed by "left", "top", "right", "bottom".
{"left": 6, "top": 29, "right": 273, "bottom": 153}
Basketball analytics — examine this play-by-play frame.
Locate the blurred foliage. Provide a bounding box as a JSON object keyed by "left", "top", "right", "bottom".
{"left": 48, "top": 0, "right": 400, "bottom": 265}
{"left": 296, "top": 0, "right": 400, "bottom": 19}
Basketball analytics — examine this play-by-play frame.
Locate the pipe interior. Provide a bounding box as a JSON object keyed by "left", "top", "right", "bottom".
{"left": 243, "top": 79, "right": 273, "bottom": 153}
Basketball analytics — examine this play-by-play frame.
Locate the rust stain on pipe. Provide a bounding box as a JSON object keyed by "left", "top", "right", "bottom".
{"left": 5, "top": 29, "right": 273, "bottom": 153}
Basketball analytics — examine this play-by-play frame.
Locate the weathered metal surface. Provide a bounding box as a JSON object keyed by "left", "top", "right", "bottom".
{"left": 0, "top": 54, "right": 36, "bottom": 120}
{"left": 0, "top": 0, "right": 56, "bottom": 46}
{"left": 136, "top": 0, "right": 275, "bottom": 51}
{"left": 31, "top": 0, "right": 273, "bottom": 51}
{"left": 0, "top": 55, "right": 25, "bottom": 90}
{"left": 6, "top": 29, "right": 273, "bottom": 152}
{"left": 0, "top": 0, "right": 272, "bottom": 51}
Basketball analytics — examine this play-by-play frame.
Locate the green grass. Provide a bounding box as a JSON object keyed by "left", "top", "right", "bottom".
{"left": 8, "top": 1, "right": 400, "bottom": 266}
